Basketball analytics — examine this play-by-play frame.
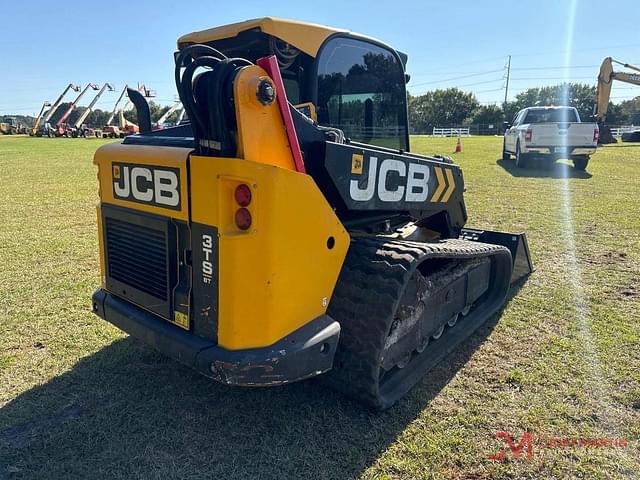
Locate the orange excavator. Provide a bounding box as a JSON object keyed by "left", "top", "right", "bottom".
{"left": 595, "top": 57, "right": 640, "bottom": 144}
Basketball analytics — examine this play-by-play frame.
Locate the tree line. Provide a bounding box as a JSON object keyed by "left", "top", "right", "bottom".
{"left": 4, "top": 82, "right": 639, "bottom": 132}
{"left": 408, "top": 83, "right": 640, "bottom": 133}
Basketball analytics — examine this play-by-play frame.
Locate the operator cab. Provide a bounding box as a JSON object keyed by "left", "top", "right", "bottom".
{"left": 175, "top": 18, "right": 410, "bottom": 151}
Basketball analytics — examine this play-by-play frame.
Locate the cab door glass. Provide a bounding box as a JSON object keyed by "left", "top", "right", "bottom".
{"left": 316, "top": 37, "right": 408, "bottom": 150}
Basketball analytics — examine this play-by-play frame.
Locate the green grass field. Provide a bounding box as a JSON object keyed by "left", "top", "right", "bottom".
{"left": 0, "top": 135, "right": 638, "bottom": 479}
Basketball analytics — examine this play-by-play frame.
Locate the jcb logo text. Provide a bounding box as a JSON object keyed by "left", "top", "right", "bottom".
{"left": 112, "top": 163, "right": 181, "bottom": 210}
{"left": 350, "top": 157, "right": 431, "bottom": 203}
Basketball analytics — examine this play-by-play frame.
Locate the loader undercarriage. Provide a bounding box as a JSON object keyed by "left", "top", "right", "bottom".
{"left": 325, "top": 236, "right": 512, "bottom": 409}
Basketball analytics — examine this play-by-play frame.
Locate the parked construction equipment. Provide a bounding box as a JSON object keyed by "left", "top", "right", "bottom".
{"left": 0, "top": 117, "right": 27, "bottom": 135}
{"left": 35, "top": 84, "right": 81, "bottom": 136}
{"left": 176, "top": 107, "right": 186, "bottom": 124}
{"left": 73, "top": 83, "right": 114, "bottom": 137}
{"left": 30, "top": 101, "right": 52, "bottom": 136}
{"left": 105, "top": 86, "right": 129, "bottom": 127}
{"left": 101, "top": 85, "right": 157, "bottom": 138}
{"left": 117, "top": 107, "right": 139, "bottom": 136}
{"left": 101, "top": 101, "right": 139, "bottom": 138}
{"left": 153, "top": 101, "right": 183, "bottom": 130}
{"left": 100, "top": 86, "right": 130, "bottom": 138}
{"left": 595, "top": 57, "right": 640, "bottom": 144}
{"left": 54, "top": 83, "right": 99, "bottom": 137}
{"left": 91, "top": 18, "right": 532, "bottom": 409}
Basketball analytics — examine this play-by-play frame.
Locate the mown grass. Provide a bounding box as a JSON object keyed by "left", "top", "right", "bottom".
{"left": 0, "top": 135, "right": 638, "bottom": 479}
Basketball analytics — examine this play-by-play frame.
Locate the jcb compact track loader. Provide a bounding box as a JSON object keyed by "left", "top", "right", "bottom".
{"left": 92, "top": 18, "right": 533, "bottom": 409}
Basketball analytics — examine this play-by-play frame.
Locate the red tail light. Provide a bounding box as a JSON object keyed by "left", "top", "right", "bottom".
{"left": 524, "top": 129, "right": 533, "bottom": 142}
{"left": 593, "top": 128, "right": 599, "bottom": 142}
{"left": 235, "top": 208, "right": 252, "bottom": 230}
{"left": 234, "top": 183, "right": 252, "bottom": 207}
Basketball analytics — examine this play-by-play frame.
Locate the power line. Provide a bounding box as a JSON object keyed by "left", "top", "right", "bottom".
{"left": 477, "top": 87, "right": 505, "bottom": 94}
{"left": 409, "top": 55, "right": 509, "bottom": 74}
{"left": 457, "top": 78, "right": 504, "bottom": 88}
{"left": 412, "top": 77, "right": 505, "bottom": 95}
{"left": 409, "top": 68, "right": 504, "bottom": 87}
{"left": 508, "top": 42, "right": 640, "bottom": 59}
{"left": 511, "top": 65, "right": 598, "bottom": 71}
{"left": 510, "top": 76, "right": 594, "bottom": 81}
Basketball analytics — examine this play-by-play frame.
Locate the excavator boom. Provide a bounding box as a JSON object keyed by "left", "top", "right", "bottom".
{"left": 595, "top": 57, "right": 640, "bottom": 143}
{"left": 611, "top": 58, "right": 640, "bottom": 73}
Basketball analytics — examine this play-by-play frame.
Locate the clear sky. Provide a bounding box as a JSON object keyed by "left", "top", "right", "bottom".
{"left": 1, "top": 0, "right": 639, "bottom": 116}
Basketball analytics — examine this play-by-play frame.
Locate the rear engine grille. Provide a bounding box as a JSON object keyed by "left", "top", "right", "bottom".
{"left": 105, "top": 217, "right": 168, "bottom": 300}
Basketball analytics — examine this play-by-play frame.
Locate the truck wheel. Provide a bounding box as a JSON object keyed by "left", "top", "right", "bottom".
{"left": 573, "top": 156, "right": 589, "bottom": 171}
{"left": 502, "top": 140, "right": 511, "bottom": 161}
{"left": 515, "top": 141, "right": 528, "bottom": 168}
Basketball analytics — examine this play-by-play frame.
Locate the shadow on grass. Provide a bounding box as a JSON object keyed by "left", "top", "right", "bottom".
{"left": 0, "top": 282, "right": 527, "bottom": 479}
{"left": 496, "top": 158, "right": 593, "bottom": 179}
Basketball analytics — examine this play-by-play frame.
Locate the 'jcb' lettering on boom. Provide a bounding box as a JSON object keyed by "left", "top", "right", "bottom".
{"left": 112, "top": 163, "right": 181, "bottom": 210}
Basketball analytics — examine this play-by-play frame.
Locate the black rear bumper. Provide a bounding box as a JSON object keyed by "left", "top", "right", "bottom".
{"left": 92, "top": 289, "right": 340, "bottom": 386}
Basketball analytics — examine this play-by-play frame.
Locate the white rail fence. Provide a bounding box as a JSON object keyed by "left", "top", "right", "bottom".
{"left": 431, "top": 127, "right": 471, "bottom": 137}
{"left": 610, "top": 125, "right": 638, "bottom": 138}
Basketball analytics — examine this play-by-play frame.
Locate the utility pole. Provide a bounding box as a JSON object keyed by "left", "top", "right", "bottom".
{"left": 502, "top": 55, "right": 512, "bottom": 130}
{"left": 503, "top": 55, "right": 511, "bottom": 108}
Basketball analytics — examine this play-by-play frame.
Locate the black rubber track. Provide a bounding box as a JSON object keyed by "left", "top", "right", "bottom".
{"left": 323, "top": 236, "right": 513, "bottom": 410}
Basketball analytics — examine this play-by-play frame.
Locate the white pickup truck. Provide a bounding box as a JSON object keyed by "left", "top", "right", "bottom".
{"left": 502, "top": 106, "right": 599, "bottom": 170}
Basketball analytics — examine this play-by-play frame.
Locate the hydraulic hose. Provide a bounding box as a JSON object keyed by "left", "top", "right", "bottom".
{"left": 174, "top": 44, "right": 251, "bottom": 156}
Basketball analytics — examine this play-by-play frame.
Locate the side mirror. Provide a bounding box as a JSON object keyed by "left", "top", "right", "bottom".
{"left": 503, "top": 121, "right": 511, "bottom": 130}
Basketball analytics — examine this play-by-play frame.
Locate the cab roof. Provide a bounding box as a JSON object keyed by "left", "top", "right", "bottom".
{"left": 524, "top": 106, "right": 575, "bottom": 110}
{"left": 177, "top": 17, "right": 347, "bottom": 58}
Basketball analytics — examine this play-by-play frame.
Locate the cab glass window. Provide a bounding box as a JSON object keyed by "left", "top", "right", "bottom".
{"left": 513, "top": 111, "right": 524, "bottom": 125}
{"left": 316, "top": 37, "right": 408, "bottom": 150}
{"left": 524, "top": 108, "right": 578, "bottom": 123}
